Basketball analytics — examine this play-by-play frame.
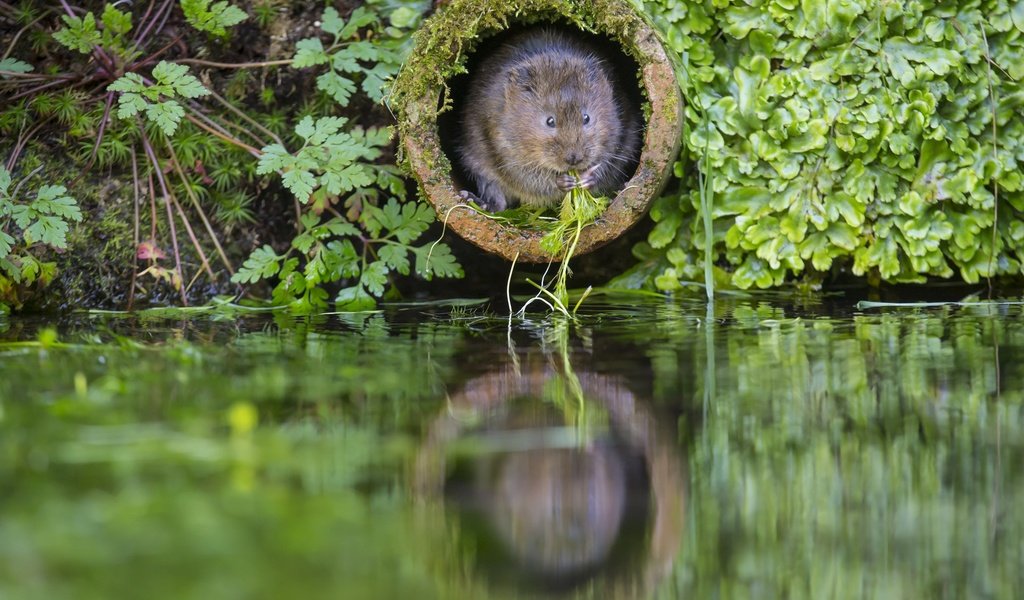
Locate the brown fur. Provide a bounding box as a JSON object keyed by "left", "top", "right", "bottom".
{"left": 458, "top": 29, "right": 643, "bottom": 211}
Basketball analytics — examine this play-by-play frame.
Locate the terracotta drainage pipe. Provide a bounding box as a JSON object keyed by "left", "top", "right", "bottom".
{"left": 391, "top": 0, "right": 683, "bottom": 263}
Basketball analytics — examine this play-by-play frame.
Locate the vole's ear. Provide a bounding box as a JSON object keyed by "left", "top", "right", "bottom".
{"left": 506, "top": 65, "right": 536, "bottom": 97}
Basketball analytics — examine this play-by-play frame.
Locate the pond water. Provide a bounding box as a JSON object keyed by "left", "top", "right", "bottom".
{"left": 1, "top": 296, "right": 1022, "bottom": 599}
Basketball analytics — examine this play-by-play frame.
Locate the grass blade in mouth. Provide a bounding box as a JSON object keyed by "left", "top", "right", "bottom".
{"left": 537, "top": 172, "right": 609, "bottom": 312}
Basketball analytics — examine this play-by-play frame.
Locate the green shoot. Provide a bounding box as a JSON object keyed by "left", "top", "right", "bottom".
{"left": 292, "top": 7, "right": 415, "bottom": 105}
{"left": 256, "top": 116, "right": 387, "bottom": 204}
{"left": 0, "top": 165, "right": 81, "bottom": 305}
{"left": 536, "top": 176, "right": 609, "bottom": 311}
{"left": 181, "top": 0, "right": 248, "bottom": 36}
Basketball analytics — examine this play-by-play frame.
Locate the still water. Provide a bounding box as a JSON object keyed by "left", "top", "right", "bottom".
{"left": 0, "top": 296, "right": 1021, "bottom": 599}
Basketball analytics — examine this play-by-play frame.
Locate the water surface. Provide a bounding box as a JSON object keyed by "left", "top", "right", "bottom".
{"left": 1, "top": 297, "right": 1021, "bottom": 598}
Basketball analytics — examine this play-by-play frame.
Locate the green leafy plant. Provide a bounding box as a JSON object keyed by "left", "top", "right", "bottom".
{"left": 0, "top": 166, "right": 82, "bottom": 307}
{"left": 0, "top": 58, "right": 33, "bottom": 77}
{"left": 227, "top": 4, "right": 459, "bottom": 312}
{"left": 534, "top": 181, "right": 608, "bottom": 313}
{"left": 628, "top": 0, "right": 1024, "bottom": 291}
{"left": 232, "top": 200, "right": 462, "bottom": 313}
{"left": 256, "top": 115, "right": 386, "bottom": 205}
{"left": 181, "top": 0, "right": 248, "bottom": 36}
{"left": 1, "top": 0, "right": 444, "bottom": 311}
{"left": 2, "top": 1, "right": 259, "bottom": 308}
{"left": 291, "top": 6, "right": 409, "bottom": 104}
{"left": 108, "top": 61, "right": 210, "bottom": 136}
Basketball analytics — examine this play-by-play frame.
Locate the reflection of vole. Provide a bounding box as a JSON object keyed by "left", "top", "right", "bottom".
{"left": 458, "top": 29, "right": 643, "bottom": 211}
{"left": 489, "top": 445, "right": 627, "bottom": 574}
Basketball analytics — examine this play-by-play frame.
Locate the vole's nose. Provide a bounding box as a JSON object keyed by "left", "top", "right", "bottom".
{"left": 566, "top": 153, "right": 582, "bottom": 167}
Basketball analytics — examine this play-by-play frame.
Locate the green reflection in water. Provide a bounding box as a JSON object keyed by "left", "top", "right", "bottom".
{"left": 0, "top": 300, "right": 1021, "bottom": 599}
{"left": 645, "top": 302, "right": 1024, "bottom": 599}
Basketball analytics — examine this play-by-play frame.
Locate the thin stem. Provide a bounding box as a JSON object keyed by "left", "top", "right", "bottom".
{"left": 167, "top": 179, "right": 216, "bottom": 282}
{"left": 183, "top": 113, "right": 261, "bottom": 156}
{"left": 148, "top": 169, "right": 157, "bottom": 241}
{"left": 981, "top": 26, "right": 999, "bottom": 298}
{"left": 140, "top": 126, "right": 188, "bottom": 305}
{"left": 204, "top": 85, "right": 282, "bottom": 146}
{"left": 134, "top": 0, "right": 157, "bottom": 35}
{"left": 5, "top": 117, "right": 51, "bottom": 171}
{"left": 133, "top": 0, "right": 174, "bottom": 46}
{"left": 128, "top": 147, "right": 140, "bottom": 310}
{"left": 8, "top": 76, "right": 85, "bottom": 101}
{"left": 75, "top": 91, "right": 114, "bottom": 181}
{"left": 149, "top": 0, "right": 176, "bottom": 43}
{"left": 165, "top": 139, "right": 235, "bottom": 274}
{"left": 129, "top": 33, "right": 185, "bottom": 71}
{"left": 212, "top": 111, "right": 269, "bottom": 150}
{"left": 3, "top": 9, "right": 50, "bottom": 60}
{"left": 0, "top": 71, "right": 74, "bottom": 80}
{"left": 7, "top": 165, "right": 45, "bottom": 203}
{"left": 176, "top": 58, "right": 294, "bottom": 69}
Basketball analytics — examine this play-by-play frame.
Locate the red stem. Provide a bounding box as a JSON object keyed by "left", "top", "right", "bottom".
{"left": 130, "top": 34, "right": 185, "bottom": 71}
{"left": 8, "top": 76, "right": 86, "bottom": 102}
{"left": 134, "top": 0, "right": 175, "bottom": 46}
{"left": 128, "top": 147, "right": 140, "bottom": 310}
{"left": 75, "top": 91, "right": 114, "bottom": 181}
{"left": 140, "top": 127, "right": 188, "bottom": 305}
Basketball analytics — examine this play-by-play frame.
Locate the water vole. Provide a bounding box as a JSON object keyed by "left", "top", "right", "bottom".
{"left": 457, "top": 29, "right": 643, "bottom": 212}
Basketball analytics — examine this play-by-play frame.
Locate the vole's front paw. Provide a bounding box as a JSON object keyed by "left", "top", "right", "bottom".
{"left": 576, "top": 165, "right": 599, "bottom": 189}
{"left": 462, "top": 187, "right": 507, "bottom": 212}
{"left": 556, "top": 173, "right": 578, "bottom": 192}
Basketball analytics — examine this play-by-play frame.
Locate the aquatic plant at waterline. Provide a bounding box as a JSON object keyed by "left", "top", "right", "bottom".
{"left": 627, "top": 0, "right": 1024, "bottom": 290}
{"left": 536, "top": 180, "right": 609, "bottom": 313}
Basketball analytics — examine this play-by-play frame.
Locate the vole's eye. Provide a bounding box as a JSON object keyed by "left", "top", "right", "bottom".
{"left": 545, "top": 116, "right": 556, "bottom": 128}
{"left": 582, "top": 113, "right": 591, "bottom": 125}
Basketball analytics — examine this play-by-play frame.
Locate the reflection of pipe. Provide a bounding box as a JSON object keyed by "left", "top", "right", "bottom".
{"left": 413, "top": 355, "right": 687, "bottom": 597}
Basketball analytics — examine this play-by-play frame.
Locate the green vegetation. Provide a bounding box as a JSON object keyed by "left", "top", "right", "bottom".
{"left": 1, "top": 0, "right": 459, "bottom": 311}
{"left": 108, "top": 62, "right": 211, "bottom": 137}
{"left": 0, "top": 165, "right": 82, "bottom": 310}
{"left": 631, "top": 0, "right": 1024, "bottom": 291}
{"left": 232, "top": 198, "right": 463, "bottom": 312}
{"left": 537, "top": 183, "right": 609, "bottom": 312}
{"left": 1, "top": 300, "right": 1022, "bottom": 597}
{"left": 4, "top": 0, "right": 1024, "bottom": 309}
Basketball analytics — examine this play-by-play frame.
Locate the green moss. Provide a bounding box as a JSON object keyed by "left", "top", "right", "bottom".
{"left": 45, "top": 178, "right": 136, "bottom": 311}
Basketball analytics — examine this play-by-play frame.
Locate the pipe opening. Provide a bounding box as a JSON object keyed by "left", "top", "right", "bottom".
{"left": 437, "top": 22, "right": 647, "bottom": 206}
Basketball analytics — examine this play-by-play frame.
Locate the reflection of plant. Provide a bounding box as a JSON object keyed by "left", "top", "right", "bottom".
{"left": 0, "top": 166, "right": 81, "bottom": 309}
{"left": 630, "top": 1, "right": 1024, "bottom": 290}
{"left": 538, "top": 317, "right": 608, "bottom": 437}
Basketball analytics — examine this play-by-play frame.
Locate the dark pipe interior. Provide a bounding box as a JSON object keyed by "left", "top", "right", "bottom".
{"left": 437, "top": 22, "right": 647, "bottom": 199}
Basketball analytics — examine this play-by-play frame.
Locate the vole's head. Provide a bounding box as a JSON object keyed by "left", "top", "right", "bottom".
{"left": 501, "top": 53, "right": 620, "bottom": 174}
